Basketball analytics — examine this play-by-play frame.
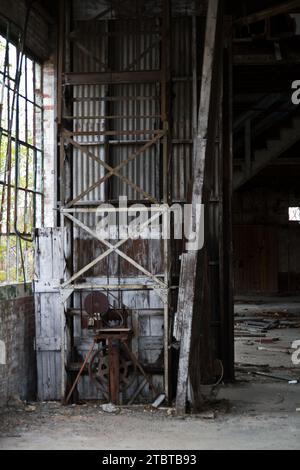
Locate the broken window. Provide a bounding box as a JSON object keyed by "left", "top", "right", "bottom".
{"left": 289, "top": 207, "right": 300, "bottom": 222}
{"left": 0, "top": 19, "right": 43, "bottom": 284}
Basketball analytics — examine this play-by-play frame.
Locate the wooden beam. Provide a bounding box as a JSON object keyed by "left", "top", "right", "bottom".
{"left": 192, "top": 15, "right": 198, "bottom": 167}
{"left": 221, "top": 15, "right": 235, "bottom": 381}
{"left": 245, "top": 119, "right": 252, "bottom": 178}
{"left": 65, "top": 133, "right": 163, "bottom": 206}
{"left": 61, "top": 211, "right": 163, "bottom": 288}
{"left": 175, "top": 0, "right": 221, "bottom": 415}
{"left": 235, "top": 0, "right": 300, "bottom": 26}
{"left": 161, "top": 0, "right": 172, "bottom": 404}
{"left": 63, "top": 71, "right": 162, "bottom": 85}
{"left": 64, "top": 213, "right": 167, "bottom": 289}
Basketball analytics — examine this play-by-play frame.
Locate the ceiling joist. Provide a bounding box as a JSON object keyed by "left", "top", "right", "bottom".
{"left": 235, "top": 0, "right": 300, "bottom": 26}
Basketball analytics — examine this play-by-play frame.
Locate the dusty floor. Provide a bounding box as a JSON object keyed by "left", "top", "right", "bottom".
{"left": 0, "top": 297, "right": 299, "bottom": 450}
{"left": 0, "top": 376, "right": 299, "bottom": 450}
{"left": 235, "top": 295, "right": 300, "bottom": 370}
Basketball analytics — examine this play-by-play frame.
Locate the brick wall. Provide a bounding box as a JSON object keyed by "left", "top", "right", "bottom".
{"left": 0, "top": 285, "right": 36, "bottom": 407}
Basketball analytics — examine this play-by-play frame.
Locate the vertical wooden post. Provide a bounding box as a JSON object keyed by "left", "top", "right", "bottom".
{"left": 60, "top": 214, "right": 66, "bottom": 400}
{"left": 192, "top": 15, "right": 198, "bottom": 168}
{"left": 221, "top": 15, "right": 235, "bottom": 381}
{"left": 109, "top": 340, "right": 120, "bottom": 405}
{"left": 161, "top": 0, "right": 171, "bottom": 403}
{"left": 58, "top": 0, "right": 74, "bottom": 402}
{"left": 175, "top": 0, "right": 221, "bottom": 415}
{"left": 58, "top": 0, "right": 66, "bottom": 402}
{"left": 245, "top": 119, "right": 252, "bottom": 179}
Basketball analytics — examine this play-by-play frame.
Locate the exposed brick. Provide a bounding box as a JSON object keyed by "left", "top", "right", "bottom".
{"left": 0, "top": 290, "right": 36, "bottom": 407}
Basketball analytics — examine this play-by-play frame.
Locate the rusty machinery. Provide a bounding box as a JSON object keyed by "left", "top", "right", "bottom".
{"left": 65, "top": 292, "right": 157, "bottom": 405}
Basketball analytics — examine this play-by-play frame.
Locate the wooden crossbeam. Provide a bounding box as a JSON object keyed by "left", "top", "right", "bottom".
{"left": 65, "top": 133, "right": 164, "bottom": 206}
{"left": 64, "top": 212, "right": 167, "bottom": 289}
{"left": 64, "top": 71, "right": 162, "bottom": 85}
{"left": 63, "top": 129, "right": 163, "bottom": 136}
{"left": 61, "top": 211, "right": 164, "bottom": 288}
{"left": 125, "top": 39, "right": 161, "bottom": 72}
{"left": 73, "top": 0, "right": 132, "bottom": 23}
{"left": 72, "top": 39, "right": 107, "bottom": 70}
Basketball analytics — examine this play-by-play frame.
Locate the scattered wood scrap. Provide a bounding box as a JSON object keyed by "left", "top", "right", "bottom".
{"left": 251, "top": 371, "right": 299, "bottom": 384}
{"left": 152, "top": 394, "right": 166, "bottom": 409}
{"left": 254, "top": 338, "right": 280, "bottom": 344}
{"left": 257, "top": 346, "right": 292, "bottom": 354}
{"left": 235, "top": 316, "right": 300, "bottom": 340}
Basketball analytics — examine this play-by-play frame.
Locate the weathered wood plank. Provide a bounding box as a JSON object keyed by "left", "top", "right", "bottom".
{"left": 175, "top": 0, "right": 221, "bottom": 415}
{"left": 34, "top": 228, "right": 65, "bottom": 401}
{"left": 64, "top": 71, "right": 162, "bottom": 85}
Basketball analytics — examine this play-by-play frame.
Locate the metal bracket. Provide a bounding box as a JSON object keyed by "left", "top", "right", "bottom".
{"left": 60, "top": 288, "right": 74, "bottom": 304}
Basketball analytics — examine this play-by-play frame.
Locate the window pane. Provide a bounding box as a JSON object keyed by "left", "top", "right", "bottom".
{"left": 35, "top": 62, "right": 42, "bottom": 107}
{"left": 8, "top": 42, "right": 17, "bottom": 82}
{"left": 0, "top": 21, "right": 43, "bottom": 284}
{"left": 18, "top": 96, "right": 27, "bottom": 142}
{"left": 27, "top": 101, "right": 34, "bottom": 144}
{"left": 0, "top": 34, "right": 7, "bottom": 70}
{"left": 26, "top": 58, "right": 34, "bottom": 102}
{"left": 0, "top": 235, "right": 6, "bottom": 282}
{"left": 0, "top": 134, "right": 8, "bottom": 179}
{"left": 289, "top": 207, "right": 300, "bottom": 222}
{"left": 19, "top": 59, "right": 26, "bottom": 97}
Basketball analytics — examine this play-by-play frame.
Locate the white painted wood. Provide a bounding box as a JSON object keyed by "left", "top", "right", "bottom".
{"left": 34, "top": 228, "right": 66, "bottom": 401}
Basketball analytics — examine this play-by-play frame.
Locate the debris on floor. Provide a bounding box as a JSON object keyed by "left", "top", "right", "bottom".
{"left": 257, "top": 346, "right": 292, "bottom": 354}
{"left": 251, "top": 371, "right": 299, "bottom": 384}
{"left": 234, "top": 300, "right": 300, "bottom": 386}
{"left": 100, "top": 403, "right": 120, "bottom": 414}
{"left": 152, "top": 394, "right": 166, "bottom": 409}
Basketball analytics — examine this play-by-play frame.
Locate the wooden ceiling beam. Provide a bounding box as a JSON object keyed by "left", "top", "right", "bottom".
{"left": 235, "top": 0, "right": 300, "bottom": 26}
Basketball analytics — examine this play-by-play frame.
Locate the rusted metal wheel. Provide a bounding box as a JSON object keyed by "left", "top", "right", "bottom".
{"left": 88, "top": 344, "right": 137, "bottom": 394}
{"left": 84, "top": 292, "right": 109, "bottom": 316}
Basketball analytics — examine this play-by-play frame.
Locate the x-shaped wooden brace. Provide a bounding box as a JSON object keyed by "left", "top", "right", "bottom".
{"left": 62, "top": 131, "right": 165, "bottom": 207}
{"left": 61, "top": 209, "right": 167, "bottom": 289}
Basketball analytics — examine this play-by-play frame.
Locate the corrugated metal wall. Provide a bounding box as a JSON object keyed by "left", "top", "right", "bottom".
{"left": 70, "top": 12, "right": 201, "bottom": 283}
{"left": 72, "top": 20, "right": 107, "bottom": 204}
{"left": 70, "top": 12, "right": 200, "bottom": 206}
{"left": 34, "top": 2, "right": 208, "bottom": 401}
{"left": 69, "top": 6, "right": 204, "bottom": 400}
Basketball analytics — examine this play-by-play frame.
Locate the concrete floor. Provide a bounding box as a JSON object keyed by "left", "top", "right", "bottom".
{"left": 235, "top": 295, "right": 300, "bottom": 370}
{"left": 0, "top": 379, "right": 299, "bottom": 450}
{"left": 235, "top": 295, "right": 300, "bottom": 316}
{"left": 0, "top": 297, "right": 299, "bottom": 450}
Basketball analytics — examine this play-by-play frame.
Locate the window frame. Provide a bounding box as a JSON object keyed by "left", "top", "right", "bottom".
{"left": 0, "top": 17, "right": 44, "bottom": 285}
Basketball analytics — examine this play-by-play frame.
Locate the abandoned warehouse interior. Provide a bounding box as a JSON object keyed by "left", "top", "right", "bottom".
{"left": 0, "top": 0, "right": 300, "bottom": 450}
